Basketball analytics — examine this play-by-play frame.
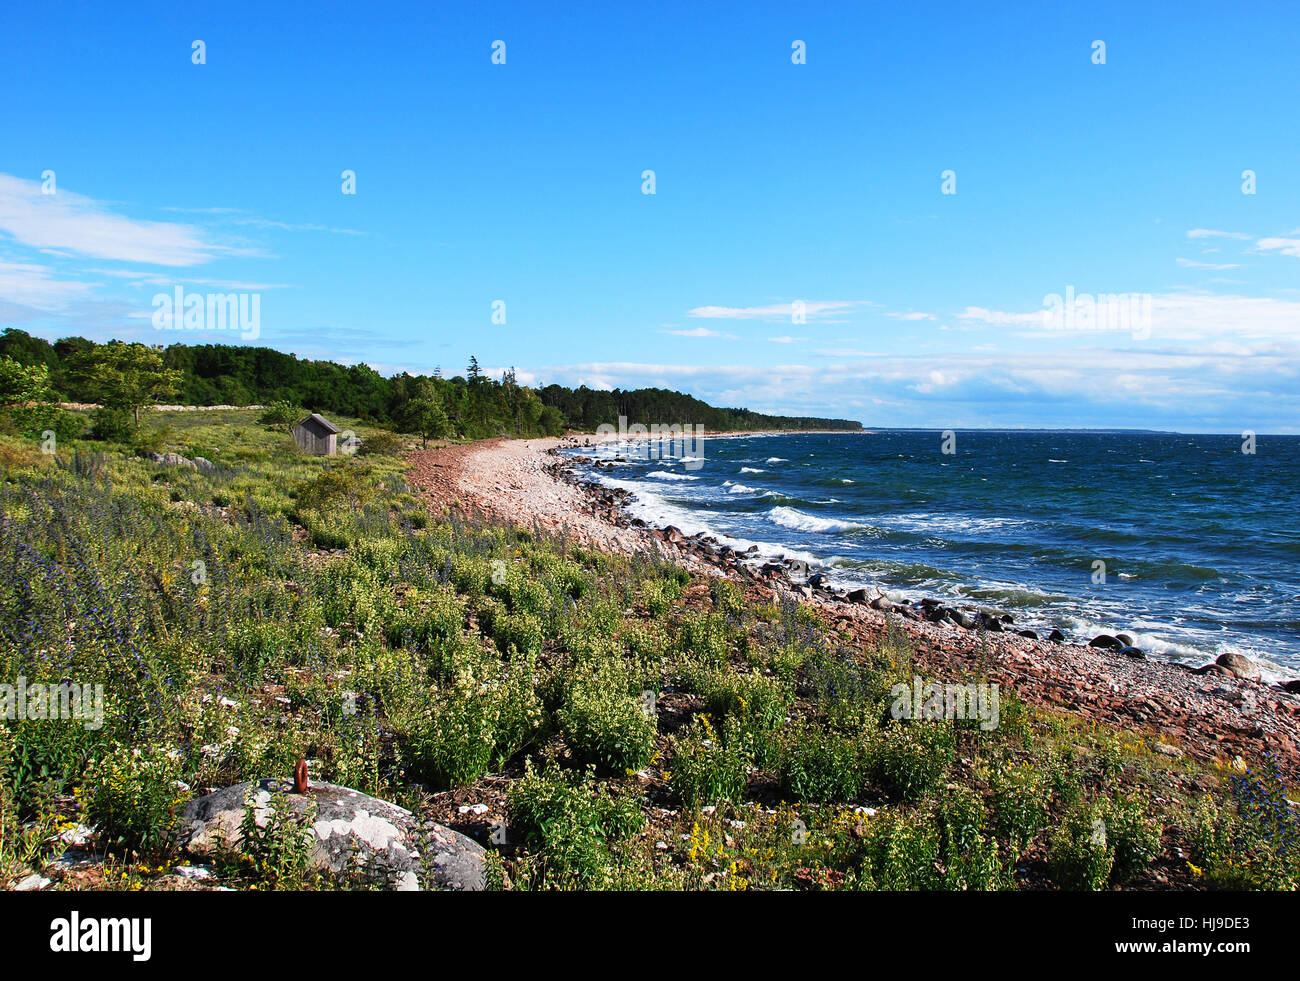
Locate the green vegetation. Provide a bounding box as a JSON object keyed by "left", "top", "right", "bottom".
{"left": 0, "top": 407, "right": 1292, "bottom": 891}
{"left": 0, "top": 328, "right": 860, "bottom": 438}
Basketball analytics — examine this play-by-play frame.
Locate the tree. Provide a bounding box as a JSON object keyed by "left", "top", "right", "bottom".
{"left": 397, "top": 378, "right": 450, "bottom": 448}
{"left": 466, "top": 356, "right": 481, "bottom": 382}
{"left": 64, "top": 342, "right": 182, "bottom": 427}
{"left": 0, "top": 356, "right": 51, "bottom": 407}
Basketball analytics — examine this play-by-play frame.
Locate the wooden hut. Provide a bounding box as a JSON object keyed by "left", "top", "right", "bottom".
{"left": 292, "top": 413, "right": 341, "bottom": 455}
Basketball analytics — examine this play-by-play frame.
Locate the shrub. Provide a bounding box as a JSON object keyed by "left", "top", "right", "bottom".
{"left": 224, "top": 788, "right": 320, "bottom": 889}
{"left": 855, "top": 810, "right": 943, "bottom": 890}
{"left": 382, "top": 585, "right": 464, "bottom": 651}
{"left": 679, "top": 666, "right": 789, "bottom": 767}
{"left": 800, "top": 647, "right": 885, "bottom": 729}
{"left": 403, "top": 661, "right": 541, "bottom": 788}
{"left": 677, "top": 611, "right": 730, "bottom": 668}
{"left": 258, "top": 400, "right": 301, "bottom": 427}
{"left": 669, "top": 716, "right": 751, "bottom": 810}
{"left": 10, "top": 404, "right": 83, "bottom": 444}
{"left": 557, "top": 669, "right": 658, "bottom": 773}
{"left": 779, "top": 727, "right": 866, "bottom": 804}
{"left": 89, "top": 406, "right": 134, "bottom": 442}
{"left": 868, "top": 721, "right": 955, "bottom": 803}
{"left": 939, "top": 784, "right": 987, "bottom": 858}
{"left": 1106, "top": 791, "right": 1162, "bottom": 884}
{"left": 1045, "top": 746, "right": 1084, "bottom": 809}
{"left": 358, "top": 430, "right": 405, "bottom": 456}
{"left": 641, "top": 578, "right": 677, "bottom": 617}
{"left": 1049, "top": 801, "right": 1114, "bottom": 890}
{"left": 81, "top": 746, "right": 188, "bottom": 858}
{"left": 1187, "top": 759, "right": 1298, "bottom": 889}
{"left": 709, "top": 578, "right": 745, "bottom": 620}
{"left": 987, "top": 759, "right": 1050, "bottom": 855}
{"left": 506, "top": 761, "right": 644, "bottom": 889}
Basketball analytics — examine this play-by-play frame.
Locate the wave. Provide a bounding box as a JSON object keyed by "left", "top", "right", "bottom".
{"left": 766, "top": 457, "right": 788, "bottom": 463}
{"left": 739, "top": 467, "right": 766, "bottom": 474}
{"left": 766, "top": 505, "right": 869, "bottom": 534}
{"left": 646, "top": 471, "right": 698, "bottom": 481}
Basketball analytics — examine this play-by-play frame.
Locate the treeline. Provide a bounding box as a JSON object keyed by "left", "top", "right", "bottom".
{"left": 0, "top": 329, "right": 861, "bottom": 437}
{"left": 536, "top": 384, "right": 860, "bottom": 432}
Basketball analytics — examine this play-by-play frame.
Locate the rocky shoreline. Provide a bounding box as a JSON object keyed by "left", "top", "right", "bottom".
{"left": 407, "top": 435, "right": 1300, "bottom": 778}
{"left": 546, "top": 442, "right": 1300, "bottom": 775}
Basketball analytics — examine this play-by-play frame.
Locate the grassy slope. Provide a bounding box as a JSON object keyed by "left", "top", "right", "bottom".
{"left": 0, "top": 411, "right": 1293, "bottom": 891}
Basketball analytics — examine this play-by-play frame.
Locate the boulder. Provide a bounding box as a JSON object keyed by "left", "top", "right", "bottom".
{"left": 1017, "top": 629, "right": 1038, "bottom": 640}
{"left": 193, "top": 456, "right": 216, "bottom": 472}
{"left": 1116, "top": 633, "right": 1135, "bottom": 648}
{"left": 869, "top": 594, "right": 892, "bottom": 611}
{"left": 1089, "top": 634, "right": 1124, "bottom": 652}
{"left": 1047, "top": 629, "right": 1066, "bottom": 643}
{"left": 177, "top": 779, "right": 485, "bottom": 891}
{"left": 1196, "top": 663, "right": 1235, "bottom": 678}
{"left": 1215, "top": 652, "right": 1259, "bottom": 680}
{"left": 846, "top": 588, "right": 872, "bottom": 605}
{"left": 1118, "top": 646, "right": 1147, "bottom": 660}
{"left": 1280, "top": 680, "right": 1300, "bottom": 695}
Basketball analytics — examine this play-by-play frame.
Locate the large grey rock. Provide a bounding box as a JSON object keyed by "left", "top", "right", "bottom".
{"left": 1215, "top": 652, "right": 1259, "bottom": 679}
{"left": 177, "top": 779, "right": 485, "bottom": 891}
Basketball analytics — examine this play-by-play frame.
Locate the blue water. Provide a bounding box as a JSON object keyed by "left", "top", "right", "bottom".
{"left": 569, "top": 431, "right": 1300, "bottom": 676}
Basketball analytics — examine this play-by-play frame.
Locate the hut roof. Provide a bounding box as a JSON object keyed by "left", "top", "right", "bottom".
{"left": 296, "top": 413, "right": 341, "bottom": 436}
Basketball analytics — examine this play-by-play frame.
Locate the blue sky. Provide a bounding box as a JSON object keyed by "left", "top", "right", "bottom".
{"left": 1, "top": 0, "right": 1298, "bottom": 431}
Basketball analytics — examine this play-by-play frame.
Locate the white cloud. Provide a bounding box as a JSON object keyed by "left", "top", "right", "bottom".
{"left": 0, "top": 173, "right": 244, "bottom": 266}
{"left": 231, "top": 216, "right": 365, "bottom": 236}
{"left": 955, "top": 306, "right": 1042, "bottom": 326}
{"left": 687, "top": 300, "right": 865, "bottom": 322}
{"left": 659, "top": 326, "right": 738, "bottom": 339}
{"left": 1257, "top": 237, "right": 1300, "bottom": 258}
{"left": 957, "top": 291, "right": 1300, "bottom": 342}
{"left": 885, "top": 311, "right": 935, "bottom": 321}
{"left": 85, "top": 268, "right": 294, "bottom": 290}
{"left": 1186, "top": 229, "right": 1251, "bottom": 239}
{"left": 1177, "top": 258, "right": 1240, "bottom": 269}
{"left": 768, "top": 335, "right": 808, "bottom": 343}
{"left": 0, "top": 257, "right": 92, "bottom": 310}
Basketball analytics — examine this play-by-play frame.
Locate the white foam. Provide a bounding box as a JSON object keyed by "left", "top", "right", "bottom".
{"left": 646, "top": 471, "right": 698, "bottom": 481}
{"left": 767, "top": 506, "right": 868, "bottom": 534}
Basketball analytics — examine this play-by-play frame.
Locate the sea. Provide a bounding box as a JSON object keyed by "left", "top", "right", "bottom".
{"left": 565, "top": 430, "right": 1300, "bottom": 679}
